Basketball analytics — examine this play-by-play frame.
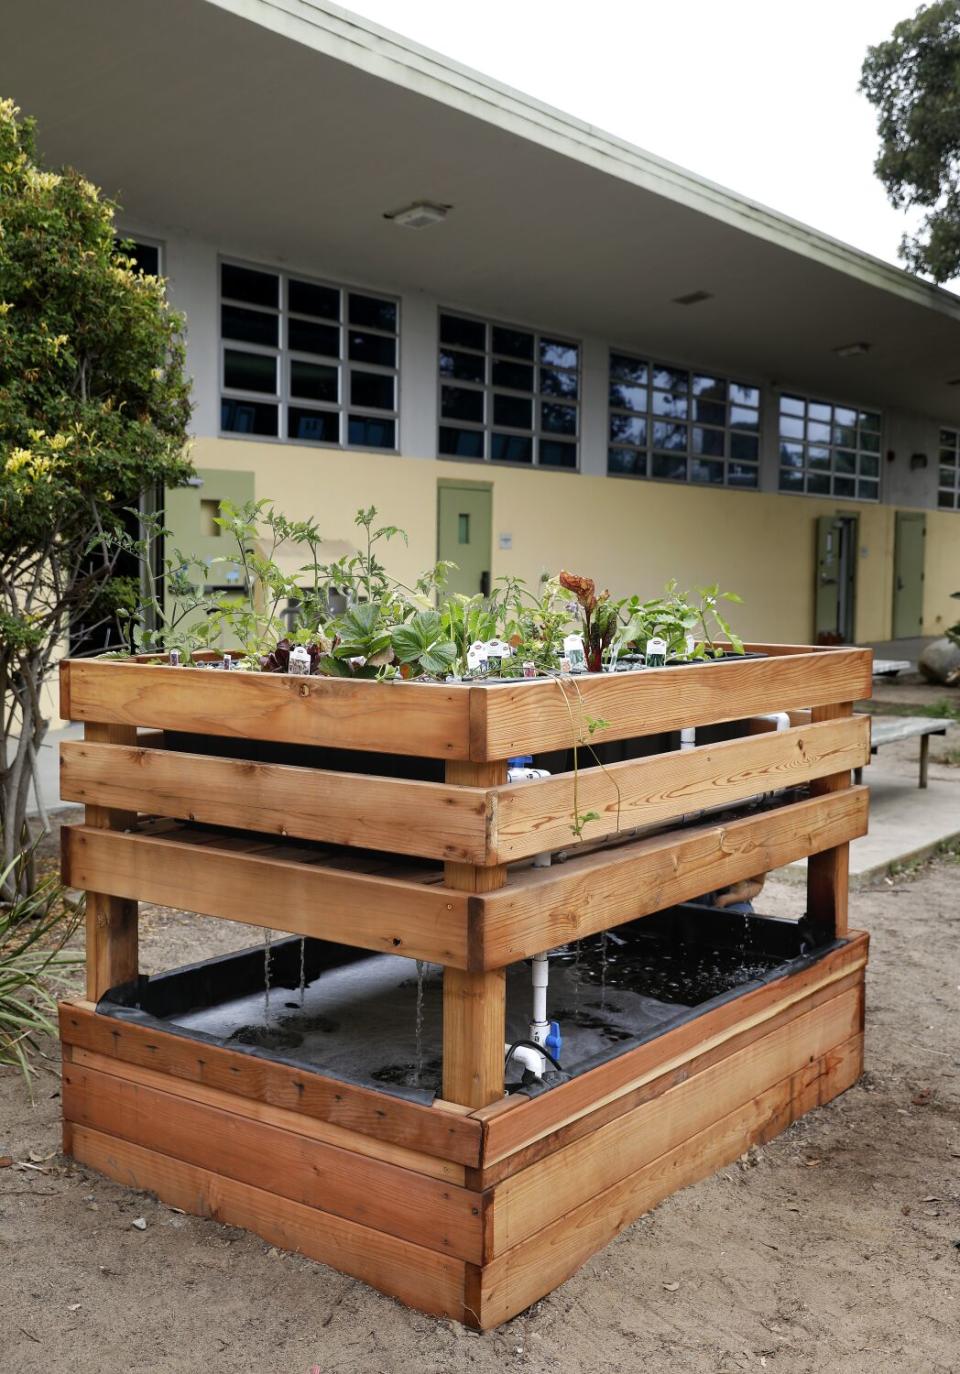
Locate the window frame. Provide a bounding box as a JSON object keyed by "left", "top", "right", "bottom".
{"left": 436, "top": 308, "right": 581, "bottom": 471}
{"left": 776, "top": 391, "right": 882, "bottom": 502}
{"left": 937, "top": 427, "right": 960, "bottom": 510}
{"left": 115, "top": 232, "right": 164, "bottom": 277}
{"left": 218, "top": 256, "right": 400, "bottom": 452}
{"left": 605, "top": 350, "right": 762, "bottom": 491}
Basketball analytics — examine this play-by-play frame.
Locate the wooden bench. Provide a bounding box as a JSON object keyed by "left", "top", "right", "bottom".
{"left": 855, "top": 714, "right": 952, "bottom": 789}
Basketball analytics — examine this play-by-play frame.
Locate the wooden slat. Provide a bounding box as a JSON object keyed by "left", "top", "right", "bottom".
{"left": 71, "top": 1046, "right": 465, "bottom": 1183}
{"left": 474, "top": 788, "right": 869, "bottom": 968}
{"left": 61, "top": 824, "right": 471, "bottom": 967}
{"left": 472, "top": 647, "right": 873, "bottom": 760}
{"left": 490, "top": 716, "right": 871, "bottom": 862}
{"left": 475, "top": 963, "right": 866, "bottom": 1187}
{"left": 807, "top": 702, "right": 854, "bottom": 940}
{"left": 477, "top": 1032, "right": 863, "bottom": 1327}
{"left": 488, "top": 983, "right": 862, "bottom": 1254}
{"left": 60, "top": 658, "right": 471, "bottom": 759}
{"left": 58, "top": 1002, "right": 482, "bottom": 1166}
{"left": 475, "top": 932, "right": 868, "bottom": 1164}
{"left": 62, "top": 1062, "right": 485, "bottom": 1262}
{"left": 61, "top": 740, "right": 492, "bottom": 864}
{"left": 442, "top": 760, "right": 507, "bottom": 1108}
{"left": 80, "top": 722, "right": 139, "bottom": 1001}
{"left": 69, "top": 1125, "right": 467, "bottom": 1321}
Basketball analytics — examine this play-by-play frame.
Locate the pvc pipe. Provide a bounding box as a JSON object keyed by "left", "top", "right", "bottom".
{"left": 757, "top": 712, "right": 790, "bottom": 732}
{"left": 508, "top": 1042, "right": 546, "bottom": 1079}
{"left": 530, "top": 952, "right": 549, "bottom": 1032}
{"left": 680, "top": 726, "right": 696, "bottom": 751}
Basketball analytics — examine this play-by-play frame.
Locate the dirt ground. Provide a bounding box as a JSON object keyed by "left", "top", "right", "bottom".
{"left": 2, "top": 816, "right": 959, "bottom": 1374}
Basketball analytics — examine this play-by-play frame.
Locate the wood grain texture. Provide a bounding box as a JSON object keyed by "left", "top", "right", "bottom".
{"left": 62, "top": 1062, "right": 485, "bottom": 1261}
{"left": 60, "top": 740, "right": 492, "bottom": 864}
{"left": 58, "top": 1002, "right": 482, "bottom": 1166}
{"left": 442, "top": 760, "right": 508, "bottom": 1107}
{"left": 807, "top": 702, "right": 854, "bottom": 939}
{"left": 471, "top": 647, "right": 873, "bottom": 759}
{"left": 69, "top": 1125, "right": 468, "bottom": 1321}
{"left": 490, "top": 716, "right": 871, "bottom": 862}
{"left": 61, "top": 823, "right": 471, "bottom": 967}
{"left": 474, "top": 932, "right": 869, "bottom": 1165}
{"left": 477, "top": 1033, "right": 864, "bottom": 1327}
{"left": 488, "top": 984, "right": 862, "bottom": 1254}
{"left": 60, "top": 658, "right": 471, "bottom": 759}
{"left": 78, "top": 723, "right": 139, "bottom": 1001}
{"left": 474, "top": 789, "right": 869, "bottom": 968}
{"left": 70, "top": 1046, "right": 465, "bottom": 1183}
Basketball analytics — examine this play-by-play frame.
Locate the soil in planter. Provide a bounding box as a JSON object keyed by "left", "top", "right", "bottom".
{"left": 98, "top": 903, "right": 837, "bottom": 1102}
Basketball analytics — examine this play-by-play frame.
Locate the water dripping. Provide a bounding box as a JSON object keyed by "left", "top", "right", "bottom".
{"left": 600, "top": 930, "right": 609, "bottom": 1009}
{"left": 298, "top": 936, "right": 307, "bottom": 1007}
{"left": 412, "top": 967, "right": 423, "bottom": 1082}
{"left": 263, "top": 927, "right": 273, "bottom": 1016}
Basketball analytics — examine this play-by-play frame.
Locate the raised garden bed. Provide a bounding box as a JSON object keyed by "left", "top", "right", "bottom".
{"left": 58, "top": 642, "right": 872, "bottom": 1327}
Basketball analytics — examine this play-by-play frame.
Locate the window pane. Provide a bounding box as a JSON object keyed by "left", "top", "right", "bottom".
{"left": 859, "top": 431, "right": 881, "bottom": 453}
{"left": 440, "top": 349, "right": 485, "bottom": 383}
{"left": 291, "top": 359, "right": 338, "bottom": 403}
{"left": 611, "top": 353, "right": 647, "bottom": 384}
{"left": 289, "top": 279, "right": 339, "bottom": 320}
{"left": 439, "top": 426, "right": 484, "bottom": 458}
{"left": 779, "top": 441, "right": 803, "bottom": 468}
{"left": 806, "top": 420, "right": 831, "bottom": 444}
{"left": 807, "top": 446, "right": 831, "bottom": 471}
{"left": 779, "top": 467, "right": 804, "bottom": 492}
{"left": 221, "top": 398, "right": 277, "bottom": 435}
{"left": 834, "top": 476, "right": 856, "bottom": 497}
{"left": 779, "top": 414, "right": 804, "bottom": 440}
{"left": 609, "top": 382, "right": 647, "bottom": 412}
{"left": 692, "top": 398, "right": 725, "bottom": 426}
{"left": 780, "top": 394, "right": 805, "bottom": 416}
{"left": 224, "top": 349, "right": 276, "bottom": 394}
{"left": 728, "top": 462, "right": 758, "bottom": 488}
{"left": 652, "top": 421, "right": 687, "bottom": 451}
{"left": 493, "top": 393, "right": 532, "bottom": 429}
{"left": 126, "top": 241, "right": 160, "bottom": 276}
{"left": 730, "top": 405, "right": 759, "bottom": 430}
{"left": 351, "top": 371, "right": 394, "bottom": 410}
{"left": 691, "top": 374, "right": 725, "bottom": 399}
{"left": 348, "top": 293, "right": 396, "bottom": 331}
{"left": 541, "top": 401, "right": 576, "bottom": 435}
{"left": 834, "top": 406, "right": 857, "bottom": 427}
{"left": 652, "top": 365, "right": 687, "bottom": 391}
{"left": 692, "top": 426, "right": 724, "bottom": 457}
{"left": 731, "top": 432, "right": 759, "bottom": 462}
{"left": 939, "top": 448, "right": 958, "bottom": 468}
{"left": 807, "top": 472, "right": 830, "bottom": 495}
{"left": 540, "top": 440, "right": 577, "bottom": 468}
{"left": 730, "top": 383, "right": 760, "bottom": 407}
{"left": 440, "top": 385, "right": 484, "bottom": 423}
{"left": 221, "top": 262, "right": 278, "bottom": 308}
{"left": 651, "top": 452, "right": 687, "bottom": 480}
{"left": 940, "top": 465, "right": 956, "bottom": 487}
{"left": 348, "top": 415, "right": 396, "bottom": 448}
{"left": 541, "top": 367, "right": 578, "bottom": 398}
{"left": 609, "top": 447, "right": 645, "bottom": 475}
{"left": 609, "top": 414, "right": 647, "bottom": 446}
{"left": 938, "top": 489, "right": 958, "bottom": 508}
{"left": 440, "top": 314, "right": 485, "bottom": 350}
{"left": 833, "top": 424, "right": 857, "bottom": 447}
{"left": 808, "top": 401, "right": 831, "bottom": 423}
{"left": 940, "top": 428, "right": 958, "bottom": 448}
{"left": 652, "top": 390, "right": 688, "bottom": 419}
{"left": 288, "top": 407, "right": 339, "bottom": 443}
{"left": 289, "top": 317, "right": 340, "bottom": 357}
{"left": 492, "top": 326, "right": 534, "bottom": 359}
{"left": 835, "top": 450, "right": 856, "bottom": 475}
{"left": 348, "top": 332, "right": 396, "bottom": 367}
{"left": 857, "top": 478, "right": 879, "bottom": 501}
{"left": 859, "top": 411, "right": 881, "bottom": 432}
{"left": 222, "top": 304, "right": 278, "bottom": 348}
{"left": 690, "top": 457, "right": 724, "bottom": 484}
{"left": 491, "top": 359, "right": 534, "bottom": 391}
{"left": 491, "top": 433, "right": 533, "bottom": 463}
{"left": 539, "top": 339, "right": 578, "bottom": 369}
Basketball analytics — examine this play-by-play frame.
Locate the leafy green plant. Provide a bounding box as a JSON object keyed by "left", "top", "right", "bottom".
{"left": 391, "top": 609, "right": 458, "bottom": 677}
{"left": 0, "top": 856, "right": 82, "bottom": 1091}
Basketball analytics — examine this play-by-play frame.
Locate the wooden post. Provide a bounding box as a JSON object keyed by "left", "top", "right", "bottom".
{"left": 442, "top": 760, "right": 507, "bottom": 1109}
{"left": 78, "top": 723, "right": 139, "bottom": 1001}
{"left": 806, "top": 702, "right": 852, "bottom": 940}
{"left": 919, "top": 732, "right": 930, "bottom": 790}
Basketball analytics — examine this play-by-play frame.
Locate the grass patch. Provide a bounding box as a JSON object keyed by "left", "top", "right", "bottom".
{"left": 857, "top": 697, "right": 960, "bottom": 722}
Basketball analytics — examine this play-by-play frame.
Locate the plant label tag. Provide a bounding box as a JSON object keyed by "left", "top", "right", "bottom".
{"left": 288, "top": 644, "right": 311, "bottom": 676}
{"left": 522, "top": 661, "right": 537, "bottom": 679}
{"left": 563, "top": 634, "right": 587, "bottom": 673}
{"left": 467, "top": 641, "right": 488, "bottom": 674}
{"left": 645, "top": 637, "right": 667, "bottom": 668}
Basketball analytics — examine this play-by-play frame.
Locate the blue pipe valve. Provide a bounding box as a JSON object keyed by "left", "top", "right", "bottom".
{"left": 545, "top": 1020, "right": 562, "bottom": 1063}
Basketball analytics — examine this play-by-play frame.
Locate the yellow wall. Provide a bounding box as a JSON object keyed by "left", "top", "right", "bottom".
{"left": 187, "top": 437, "right": 959, "bottom": 645}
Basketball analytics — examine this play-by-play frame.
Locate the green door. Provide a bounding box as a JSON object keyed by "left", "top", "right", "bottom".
{"left": 892, "top": 512, "right": 925, "bottom": 638}
{"left": 163, "top": 468, "right": 256, "bottom": 644}
{"left": 437, "top": 480, "right": 493, "bottom": 599}
{"left": 815, "top": 514, "right": 858, "bottom": 643}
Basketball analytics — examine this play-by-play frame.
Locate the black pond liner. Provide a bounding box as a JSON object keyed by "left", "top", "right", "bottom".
{"left": 97, "top": 902, "right": 843, "bottom": 1107}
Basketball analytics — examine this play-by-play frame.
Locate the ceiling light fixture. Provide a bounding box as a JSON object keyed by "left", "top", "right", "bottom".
{"left": 384, "top": 202, "right": 450, "bottom": 229}
{"left": 671, "top": 290, "right": 713, "bottom": 306}
{"left": 834, "top": 341, "right": 870, "bottom": 357}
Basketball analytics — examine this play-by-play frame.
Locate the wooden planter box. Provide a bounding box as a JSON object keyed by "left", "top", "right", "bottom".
{"left": 58, "top": 644, "right": 872, "bottom": 1328}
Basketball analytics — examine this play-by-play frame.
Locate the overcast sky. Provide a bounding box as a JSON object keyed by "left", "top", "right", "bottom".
{"left": 346, "top": 0, "right": 926, "bottom": 277}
